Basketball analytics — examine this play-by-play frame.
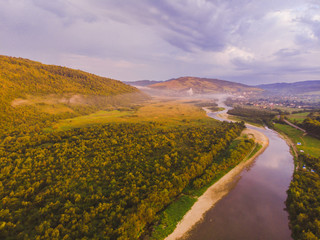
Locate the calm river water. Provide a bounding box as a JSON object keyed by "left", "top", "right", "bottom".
{"left": 183, "top": 109, "right": 294, "bottom": 240}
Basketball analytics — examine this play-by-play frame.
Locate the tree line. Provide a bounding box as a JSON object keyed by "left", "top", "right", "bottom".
{"left": 300, "top": 112, "right": 320, "bottom": 139}
{"left": 227, "top": 106, "right": 277, "bottom": 126}
{"left": 286, "top": 154, "right": 320, "bottom": 240}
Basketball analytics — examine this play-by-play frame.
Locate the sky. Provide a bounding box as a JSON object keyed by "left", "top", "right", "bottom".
{"left": 1, "top": 0, "right": 320, "bottom": 85}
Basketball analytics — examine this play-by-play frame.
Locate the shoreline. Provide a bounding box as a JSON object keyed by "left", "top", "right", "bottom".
{"left": 273, "top": 127, "right": 298, "bottom": 160}
{"left": 165, "top": 112, "right": 269, "bottom": 240}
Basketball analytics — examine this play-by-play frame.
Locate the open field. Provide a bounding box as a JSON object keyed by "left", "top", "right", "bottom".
{"left": 287, "top": 112, "right": 310, "bottom": 124}
{"left": 274, "top": 123, "right": 320, "bottom": 157}
{"left": 273, "top": 106, "right": 301, "bottom": 113}
{"left": 53, "top": 110, "right": 132, "bottom": 130}
{"left": 51, "top": 100, "right": 219, "bottom": 131}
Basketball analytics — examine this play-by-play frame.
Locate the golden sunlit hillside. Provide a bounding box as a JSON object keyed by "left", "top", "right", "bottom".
{"left": 0, "top": 55, "right": 148, "bottom": 135}
{"left": 0, "top": 55, "right": 147, "bottom": 106}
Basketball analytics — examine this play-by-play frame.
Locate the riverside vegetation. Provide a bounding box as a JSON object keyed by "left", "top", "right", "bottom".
{"left": 0, "top": 56, "right": 255, "bottom": 239}
{"left": 227, "top": 106, "right": 278, "bottom": 127}
{"left": 286, "top": 154, "right": 320, "bottom": 240}
{"left": 226, "top": 105, "right": 320, "bottom": 239}
{"left": 282, "top": 111, "right": 320, "bottom": 239}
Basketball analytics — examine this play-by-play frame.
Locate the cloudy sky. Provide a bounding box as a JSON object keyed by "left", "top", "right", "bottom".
{"left": 1, "top": 0, "right": 320, "bottom": 84}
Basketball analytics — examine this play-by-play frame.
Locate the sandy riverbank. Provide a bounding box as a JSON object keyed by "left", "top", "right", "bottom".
{"left": 165, "top": 113, "right": 269, "bottom": 240}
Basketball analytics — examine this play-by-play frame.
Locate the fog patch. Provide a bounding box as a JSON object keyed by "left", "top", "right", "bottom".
{"left": 11, "top": 92, "right": 149, "bottom": 108}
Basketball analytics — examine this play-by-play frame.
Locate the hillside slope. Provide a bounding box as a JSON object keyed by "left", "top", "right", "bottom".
{"left": 148, "top": 76, "right": 262, "bottom": 95}
{"left": 0, "top": 55, "right": 148, "bottom": 134}
{"left": 257, "top": 80, "right": 320, "bottom": 95}
{"left": 0, "top": 55, "right": 144, "bottom": 104}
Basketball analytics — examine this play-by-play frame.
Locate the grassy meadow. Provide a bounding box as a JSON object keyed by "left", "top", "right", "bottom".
{"left": 274, "top": 123, "right": 320, "bottom": 157}
{"left": 287, "top": 112, "right": 310, "bottom": 124}
{"left": 53, "top": 110, "right": 132, "bottom": 131}
{"left": 50, "top": 100, "right": 219, "bottom": 131}
{"left": 273, "top": 106, "right": 301, "bottom": 113}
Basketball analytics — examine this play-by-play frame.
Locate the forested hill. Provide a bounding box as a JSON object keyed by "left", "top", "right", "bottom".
{"left": 0, "top": 55, "right": 142, "bottom": 104}
{"left": 0, "top": 55, "right": 148, "bottom": 135}
{"left": 148, "top": 76, "right": 262, "bottom": 95}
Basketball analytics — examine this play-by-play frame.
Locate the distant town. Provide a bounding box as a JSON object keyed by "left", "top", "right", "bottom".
{"left": 233, "top": 93, "right": 320, "bottom": 111}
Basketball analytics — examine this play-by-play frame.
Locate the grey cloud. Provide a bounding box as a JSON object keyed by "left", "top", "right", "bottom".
{"left": 293, "top": 2, "right": 320, "bottom": 46}
{"left": 89, "top": 0, "right": 307, "bottom": 53}
{"left": 31, "top": 0, "right": 98, "bottom": 24}
{"left": 90, "top": 0, "right": 235, "bottom": 52}
{"left": 274, "top": 48, "right": 301, "bottom": 57}
{"left": 32, "top": 0, "right": 68, "bottom": 18}
{"left": 230, "top": 58, "right": 253, "bottom": 71}
{"left": 224, "top": 66, "right": 320, "bottom": 85}
{"left": 1, "top": 0, "right": 320, "bottom": 84}
{"left": 301, "top": 18, "right": 320, "bottom": 40}
{"left": 275, "top": 65, "right": 320, "bottom": 74}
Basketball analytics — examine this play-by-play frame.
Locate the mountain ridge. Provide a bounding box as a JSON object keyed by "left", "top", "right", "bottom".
{"left": 147, "top": 76, "right": 262, "bottom": 95}
{"left": 257, "top": 80, "right": 320, "bottom": 95}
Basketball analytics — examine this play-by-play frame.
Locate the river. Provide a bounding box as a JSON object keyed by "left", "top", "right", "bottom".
{"left": 182, "top": 108, "right": 294, "bottom": 240}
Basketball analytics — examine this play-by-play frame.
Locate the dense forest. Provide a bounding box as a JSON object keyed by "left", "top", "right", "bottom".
{"left": 0, "top": 56, "right": 251, "bottom": 239}
{"left": 300, "top": 112, "right": 320, "bottom": 138}
{"left": 286, "top": 154, "right": 320, "bottom": 240}
{"left": 0, "top": 121, "right": 245, "bottom": 239}
{"left": 227, "top": 106, "right": 277, "bottom": 126}
{"left": 191, "top": 138, "right": 255, "bottom": 189}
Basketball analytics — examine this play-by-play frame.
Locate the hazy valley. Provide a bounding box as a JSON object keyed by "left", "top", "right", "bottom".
{"left": 0, "top": 55, "right": 319, "bottom": 240}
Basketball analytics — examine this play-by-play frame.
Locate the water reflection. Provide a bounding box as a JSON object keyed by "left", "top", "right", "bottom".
{"left": 183, "top": 109, "right": 294, "bottom": 240}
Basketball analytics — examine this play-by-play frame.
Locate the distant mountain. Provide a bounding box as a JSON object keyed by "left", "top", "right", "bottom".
{"left": 148, "top": 76, "right": 262, "bottom": 95}
{"left": 124, "top": 80, "right": 163, "bottom": 87}
{"left": 257, "top": 80, "right": 320, "bottom": 95}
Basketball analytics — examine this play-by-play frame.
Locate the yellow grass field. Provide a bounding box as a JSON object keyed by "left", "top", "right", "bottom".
{"left": 51, "top": 100, "right": 219, "bottom": 131}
